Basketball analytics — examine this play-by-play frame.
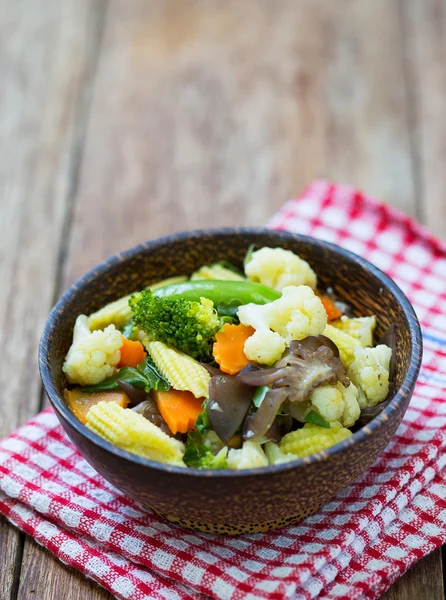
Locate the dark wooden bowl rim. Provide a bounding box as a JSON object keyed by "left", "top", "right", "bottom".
{"left": 39, "top": 228, "right": 423, "bottom": 479}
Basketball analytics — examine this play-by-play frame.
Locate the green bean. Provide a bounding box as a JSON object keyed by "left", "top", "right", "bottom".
{"left": 153, "top": 280, "right": 280, "bottom": 316}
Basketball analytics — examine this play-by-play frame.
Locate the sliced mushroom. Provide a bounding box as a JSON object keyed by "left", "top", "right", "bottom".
{"left": 117, "top": 380, "right": 148, "bottom": 406}
{"left": 207, "top": 374, "right": 254, "bottom": 443}
{"left": 132, "top": 397, "right": 173, "bottom": 437}
{"left": 242, "top": 388, "right": 288, "bottom": 440}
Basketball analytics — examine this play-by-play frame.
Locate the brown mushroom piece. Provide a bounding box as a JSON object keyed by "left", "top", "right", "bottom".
{"left": 117, "top": 380, "right": 148, "bottom": 406}
{"left": 207, "top": 374, "right": 255, "bottom": 444}
{"left": 237, "top": 335, "right": 350, "bottom": 440}
{"left": 242, "top": 388, "right": 288, "bottom": 440}
{"left": 131, "top": 397, "right": 173, "bottom": 437}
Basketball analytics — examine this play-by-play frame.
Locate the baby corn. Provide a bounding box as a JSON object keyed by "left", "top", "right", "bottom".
{"left": 86, "top": 401, "right": 185, "bottom": 465}
{"left": 146, "top": 340, "right": 210, "bottom": 398}
{"left": 279, "top": 421, "right": 351, "bottom": 459}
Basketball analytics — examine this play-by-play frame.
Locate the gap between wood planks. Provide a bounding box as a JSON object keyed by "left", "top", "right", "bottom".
{"left": 6, "top": 1, "right": 109, "bottom": 599}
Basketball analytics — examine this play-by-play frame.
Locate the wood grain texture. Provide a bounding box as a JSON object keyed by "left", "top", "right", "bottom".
{"left": 0, "top": 0, "right": 94, "bottom": 436}
{"left": 0, "top": 0, "right": 106, "bottom": 599}
{"left": 17, "top": 538, "right": 111, "bottom": 600}
{"left": 65, "top": 0, "right": 417, "bottom": 284}
{"left": 1, "top": 0, "right": 445, "bottom": 597}
{"left": 0, "top": 521, "right": 22, "bottom": 600}
{"left": 401, "top": 0, "right": 446, "bottom": 238}
{"left": 382, "top": 550, "right": 444, "bottom": 600}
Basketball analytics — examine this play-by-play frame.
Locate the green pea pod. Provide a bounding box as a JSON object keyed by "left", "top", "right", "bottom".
{"left": 153, "top": 281, "right": 280, "bottom": 314}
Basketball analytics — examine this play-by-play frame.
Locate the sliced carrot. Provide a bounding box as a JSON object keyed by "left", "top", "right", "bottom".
{"left": 320, "top": 295, "right": 342, "bottom": 322}
{"left": 212, "top": 323, "right": 255, "bottom": 375}
{"left": 153, "top": 389, "right": 204, "bottom": 435}
{"left": 64, "top": 388, "right": 129, "bottom": 424}
{"left": 118, "top": 335, "right": 147, "bottom": 368}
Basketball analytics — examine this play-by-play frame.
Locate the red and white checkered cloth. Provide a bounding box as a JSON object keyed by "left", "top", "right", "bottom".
{"left": 1, "top": 181, "right": 445, "bottom": 600}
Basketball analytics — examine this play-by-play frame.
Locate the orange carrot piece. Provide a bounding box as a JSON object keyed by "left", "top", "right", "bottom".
{"left": 320, "top": 295, "right": 343, "bottom": 322}
{"left": 153, "top": 389, "right": 204, "bottom": 435}
{"left": 212, "top": 323, "right": 255, "bottom": 375}
{"left": 64, "top": 388, "right": 129, "bottom": 424}
{"left": 118, "top": 335, "right": 147, "bottom": 368}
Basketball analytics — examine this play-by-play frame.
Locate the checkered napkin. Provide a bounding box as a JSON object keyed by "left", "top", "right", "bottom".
{"left": 1, "top": 181, "right": 445, "bottom": 600}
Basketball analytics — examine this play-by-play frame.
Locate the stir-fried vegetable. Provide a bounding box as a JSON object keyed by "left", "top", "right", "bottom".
{"left": 118, "top": 336, "right": 147, "bottom": 368}
{"left": 212, "top": 323, "right": 255, "bottom": 375}
{"left": 153, "top": 280, "right": 280, "bottom": 317}
{"left": 130, "top": 290, "right": 221, "bottom": 362}
{"left": 63, "top": 315, "right": 123, "bottom": 386}
{"left": 238, "top": 286, "right": 327, "bottom": 365}
{"left": 64, "top": 389, "right": 129, "bottom": 424}
{"left": 63, "top": 244, "right": 394, "bottom": 470}
{"left": 191, "top": 261, "right": 245, "bottom": 282}
{"left": 86, "top": 401, "right": 185, "bottom": 465}
{"left": 319, "top": 295, "right": 342, "bottom": 322}
{"left": 332, "top": 315, "right": 376, "bottom": 347}
{"left": 147, "top": 341, "right": 210, "bottom": 398}
{"left": 279, "top": 422, "right": 352, "bottom": 458}
{"left": 245, "top": 246, "right": 317, "bottom": 291}
{"left": 153, "top": 389, "right": 203, "bottom": 435}
{"left": 207, "top": 372, "right": 254, "bottom": 443}
{"left": 237, "top": 336, "right": 349, "bottom": 440}
{"left": 81, "top": 356, "right": 169, "bottom": 394}
{"left": 183, "top": 430, "right": 228, "bottom": 469}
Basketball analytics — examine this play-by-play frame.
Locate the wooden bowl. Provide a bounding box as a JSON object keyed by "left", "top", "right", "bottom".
{"left": 39, "top": 229, "right": 422, "bottom": 535}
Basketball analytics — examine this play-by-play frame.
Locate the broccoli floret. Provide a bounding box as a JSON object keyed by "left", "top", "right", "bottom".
{"left": 129, "top": 290, "right": 221, "bottom": 362}
{"left": 183, "top": 430, "right": 228, "bottom": 469}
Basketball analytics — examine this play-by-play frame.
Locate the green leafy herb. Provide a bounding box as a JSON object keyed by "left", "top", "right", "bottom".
{"left": 252, "top": 386, "right": 270, "bottom": 408}
{"left": 183, "top": 430, "right": 228, "bottom": 469}
{"left": 136, "top": 358, "right": 170, "bottom": 391}
{"left": 304, "top": 410, "right": 331, "bottom": 428}
{"left": 194, "top": 400, "right": 211, "bottom": 434}
{"left": 81, "top": 357, "right": 169, "bottom": 394}
{"left": 215, "top": 260, "right": 245, "bottom": 278}
{"left": 243, "top": 243, "right": 255, "bottom": 269}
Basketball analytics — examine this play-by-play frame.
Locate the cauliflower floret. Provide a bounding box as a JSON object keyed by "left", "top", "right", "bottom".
{"left": 245, "top": 247, "right": 317, "bottom": 291}
{"left": 340, "top": 382, "right": 361, "bottom": 427}
{"left": 332, "top": 316, "right": 376, "bottom": 347}
{"left": 310, "top": 382, "right": 360, "bottom": 427}
{"left": 227, "top": 440, "right": 268, "bottom": 470}
{"left": 63, "top": 315, "right": 123, "bottom": 386}
{"left": 347, "top": 345, "right": 392, "bottom": 408}
{"left": 243, "top": 329, "right": 286, "bottom": 366}
{"left": 238, "top": 286, "right": 327, "bottom": 365}
{"left": 310, "top": 385, "right": 344, "bottom": 423}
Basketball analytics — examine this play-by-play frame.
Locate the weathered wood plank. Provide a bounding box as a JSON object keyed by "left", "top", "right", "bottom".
{"left": 323, "top": 0, "right": 416, "bottom": 215}
{"left": 63, "top": 0, "right": 418, "bottom": 287}
{"left": 0, "top": 521, "right": 22, "bottom": 600}
{"left": 17, "top": 539, "right": 111, "bottom": 600}
{"left": 382, "top": 549, "right": 444, "bottom": 600}
{"left": 3, "top": 0, "right": 443, "bottom": 598}
{"left": 0, "top": 0, "right": 106, "bottom": 598}
{"left": 401, "top": 0, "right": 446, "bottom": 238}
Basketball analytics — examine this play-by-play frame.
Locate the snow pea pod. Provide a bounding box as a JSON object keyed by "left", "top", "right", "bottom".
{"left": 153, "top": 280, "right": 281, "bottom": 316}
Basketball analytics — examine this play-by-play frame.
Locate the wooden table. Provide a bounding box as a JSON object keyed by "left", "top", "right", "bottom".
{"left": 1, "top": 1, "right": 445, "bottom": 598}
